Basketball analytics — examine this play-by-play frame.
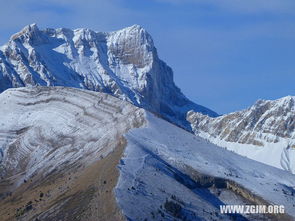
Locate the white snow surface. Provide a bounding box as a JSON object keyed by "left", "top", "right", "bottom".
{"left": 187, "top": 96, "right": 295, "bottom": 174}
{"left": 116, "top": 112, "right": 295, "bottom": 220}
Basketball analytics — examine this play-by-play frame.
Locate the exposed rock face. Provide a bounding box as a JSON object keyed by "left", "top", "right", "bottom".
{"left": 0, "top": 24, "right": 217, "bottom": 129}
{"left": 0, "top": 87, "right": 145, "bottom": 221}
{"left": 187, "top": 96, "right": 295, "bottom": 173}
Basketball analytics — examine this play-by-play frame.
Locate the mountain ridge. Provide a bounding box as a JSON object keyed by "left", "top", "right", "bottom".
{"left": 187, "top": 95, "right": 295, "bottom": 173}
{"left": 0, "top": 24, "right": 218, "bottom": 129}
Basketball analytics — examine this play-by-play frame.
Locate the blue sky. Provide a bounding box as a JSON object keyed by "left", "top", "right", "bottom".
{"left": 0, "top": 0, "right": 295, "bottom": 114}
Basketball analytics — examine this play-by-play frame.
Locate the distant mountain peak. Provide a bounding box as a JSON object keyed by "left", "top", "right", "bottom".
{"left": 276, "top": 95, "right": 295, "bottom": 107}
{"left": 188, "top": 95, "right": 295, "bottom": 173}
{"left": 11, "top": 23, "right": 40, "bottom": 40}
{"left": 19, "top": 23, "right": 39, "bottom": 34}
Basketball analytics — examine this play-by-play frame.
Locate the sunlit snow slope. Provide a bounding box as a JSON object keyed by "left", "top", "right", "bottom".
{"left": 117, "top": 113, "right": 295, "bottom": 221}
{"left": 187, "top": 96, "right": 295, "bottom": 174}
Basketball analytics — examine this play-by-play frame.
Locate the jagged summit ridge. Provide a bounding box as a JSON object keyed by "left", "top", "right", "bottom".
{"left": 0, "top": 24, "right": 217, "bottom": 128}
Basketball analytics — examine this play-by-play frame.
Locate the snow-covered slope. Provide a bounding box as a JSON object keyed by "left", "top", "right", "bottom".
{"left": 0, "top": 87, "right": 145, "bottom": 221}
{"left": 187, "top": 96, "right": 295, "bottom": 174}
{"left": 0, "top": 87, "right": 295, "bottom": 220}
{"left": 117, "top": 112, "right": 295, "bottom": 220}
{"left": 0, "top": 24, "right": 217, "bottom": 128}
{"left": 0, "top": 87, "right": 144, "bottom": 179}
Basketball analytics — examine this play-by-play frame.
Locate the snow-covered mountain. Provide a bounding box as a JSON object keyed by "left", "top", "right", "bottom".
{"left": 0, "top": 24, "right": 217, "bottom": 128}
{"left": 187, "top": 96, "right": 295, "bottom": 174}
{"left": 0, "top": 87, "right": 295, "bottom": 221}
{"left": 1, "top": 23, "right": 295, "bottom": 220}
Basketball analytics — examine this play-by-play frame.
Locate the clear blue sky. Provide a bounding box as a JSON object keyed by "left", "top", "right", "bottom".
{"left": 1, "top": 0, "right": 295, "bottom": 114}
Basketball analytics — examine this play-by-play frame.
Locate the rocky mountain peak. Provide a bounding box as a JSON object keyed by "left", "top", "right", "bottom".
{"left": 107, "top": 24, "right": 155, "bottom": 69}
{"left": 276, "top": 95, "right": 295, "bottom": 109}
{"left": 188, "top": 96, "right": 295, "bottom": 143}
{"left": 0, "top": 24, "right": 217, "bottom": 129}
{"left": 11, "top": 23, "right": 39, "bottom": 38}
{"left": 10, "top": 23, "right": 47, "bottom": 45}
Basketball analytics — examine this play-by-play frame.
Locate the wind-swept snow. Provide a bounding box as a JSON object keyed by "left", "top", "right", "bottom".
{"left": 116, "top": 112, "right": 295, "bottom": 220}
